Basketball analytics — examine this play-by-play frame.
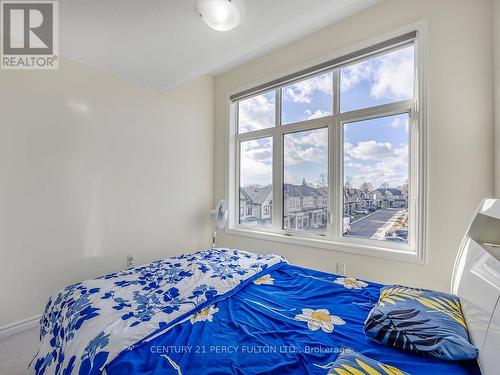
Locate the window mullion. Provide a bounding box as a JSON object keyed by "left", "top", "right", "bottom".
{"left": 408, "top": 105, "right": 419, "bottom": 251}
{"left": 234, "top": 137, "right": 241, "bottom": 229}
{"left": 236, "top": 128, "right": 275, "bottom": 142}
{"left": 333, "top": 69, "right": 340, "bottom": 115}
{"left": 328, "top": 69, "right": 341, "bottom": 241}
{"left": 272, "top": 88, "right": 282, "bottom": 233}
{"left": 329, "top": 125, "right": 343, "bottom": 244}
{"left": 339, "top": 100, "right": 414, "bottom": 123}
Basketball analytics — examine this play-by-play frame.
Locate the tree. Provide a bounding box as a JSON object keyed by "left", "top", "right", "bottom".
{"left": 245, "top": 184, "right": 262, "bottom": 190}
{"left": 315, "top": 173, "right": 328, "bottom": 188}
{"left": 359, "top": 182, "right": 373, "bottom": 193}
{"left": 379, "top": 182, "right": 390, "bottom": 189}
{"left": 344, "top": 176, "right": 353, "bottom": 188}
{"left": 398, "top": 181, "right": 409, "bottom": 194}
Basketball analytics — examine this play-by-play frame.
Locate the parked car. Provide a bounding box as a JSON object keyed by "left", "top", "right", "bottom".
{"left": 386, "top": 236, "right": 406, "bottom": 243}
{"left": 394, "top": 229, "right": 408, "bottom": 239}
{"left": 367, "top": 207, "right": 377, "bottom": 212}
{"left": 343, "top": 216, "right": 351, "bottom": 234}
{"left": 354, "top": 209, "right": 369, "bottom": 215}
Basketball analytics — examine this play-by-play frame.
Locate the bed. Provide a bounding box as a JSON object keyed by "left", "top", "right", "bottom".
{"left": 30, "top": 199, "right": 500, "bottom": 375}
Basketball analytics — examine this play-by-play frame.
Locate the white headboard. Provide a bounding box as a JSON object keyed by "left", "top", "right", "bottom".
{"left": 451, "top": 198, "right": 500, "bottom": 375}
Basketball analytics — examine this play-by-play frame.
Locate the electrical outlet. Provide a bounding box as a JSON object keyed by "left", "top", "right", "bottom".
{"left": 336, "top": 263, "right": 346, "bottom": 276}
{"left": 126, "top": 255, "right": 134, "bottom": 268}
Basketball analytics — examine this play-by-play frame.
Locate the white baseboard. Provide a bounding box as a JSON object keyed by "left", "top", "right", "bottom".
{"left": 0, "top": 315, "right": 40, "bottom": 340}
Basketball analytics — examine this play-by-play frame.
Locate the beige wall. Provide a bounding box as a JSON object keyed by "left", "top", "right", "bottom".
{"left": 214, "top": 0, "right": 494, "bottom": 292}
{"left": 0, "top": 60, "right": 214, "bottom": 328}
{"left": 495, "top": 0, "right": 500, "bottom": 197}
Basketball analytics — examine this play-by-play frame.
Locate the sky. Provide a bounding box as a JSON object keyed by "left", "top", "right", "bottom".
{"left": 239, "top": 44, "right": 414, "bottom": 189}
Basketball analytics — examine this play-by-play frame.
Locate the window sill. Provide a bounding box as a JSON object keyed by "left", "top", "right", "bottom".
{"left": 225, "top": 227, "right": 425, "bottom": 264}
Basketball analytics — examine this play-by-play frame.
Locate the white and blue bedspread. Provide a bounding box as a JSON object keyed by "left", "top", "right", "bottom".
{"left": 31, "top": 248, "right": 480, "bottom": 375}
{"left": 30, "top": 248, "right": 285, "bottom": 375}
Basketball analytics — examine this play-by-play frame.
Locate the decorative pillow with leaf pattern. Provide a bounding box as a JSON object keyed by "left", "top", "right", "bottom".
{"left": 327, "top": 348, "right": 410, "bottom": 375}
{"left": 364, "top": 285, "right": 479, "bottom": 361}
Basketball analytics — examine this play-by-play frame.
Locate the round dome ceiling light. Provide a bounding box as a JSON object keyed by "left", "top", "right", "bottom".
{"left": 197, "top": 0, "right": 241, "bottom": 32}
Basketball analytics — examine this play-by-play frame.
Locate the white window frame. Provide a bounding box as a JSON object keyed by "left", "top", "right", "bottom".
{"left": 225, "top": 22, "right": 427, "bottom": 264}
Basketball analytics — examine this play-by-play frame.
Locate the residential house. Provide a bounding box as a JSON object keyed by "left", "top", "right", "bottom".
{"left": 239, "top": 185, "right": 272, "bottom": 225}
{"left": 362, "top": 191, "right": 378, "bottom": 209}
{"left": 283, "top": 180, "right": 328, "bottom": 231}
{"left": 240, "top": 184, "right": 407, "bottom": 228}
{"left": 375, "top": 188, "right": 406, "bottom": 208}
{"left": 344, "top": 188, "right": 362, "bottom": 216}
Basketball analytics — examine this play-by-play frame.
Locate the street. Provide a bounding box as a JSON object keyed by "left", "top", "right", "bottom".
{"left": 346, "top": 208, "right": 401, "bottom": 239}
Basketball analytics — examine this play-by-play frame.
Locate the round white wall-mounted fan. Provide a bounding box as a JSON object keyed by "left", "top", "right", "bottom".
{"left": 210, "top": 199, "right": 228, "bottom": 248}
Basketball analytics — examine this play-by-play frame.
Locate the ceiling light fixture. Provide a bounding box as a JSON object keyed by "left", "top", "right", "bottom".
{"left": 197, "top": 0, "right": 241, "bottom": 32}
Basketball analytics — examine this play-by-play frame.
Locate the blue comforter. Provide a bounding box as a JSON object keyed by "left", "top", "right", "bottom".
{"left": 107, "top": 263, "right": 480, "bottom": 375}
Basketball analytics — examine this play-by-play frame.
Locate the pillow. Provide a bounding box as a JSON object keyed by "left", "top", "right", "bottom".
{"left": 364, "top": 285, "right": 479, "bottom": 361}
{"left": 327, "top": 348, "right": 410, "bottom": 375}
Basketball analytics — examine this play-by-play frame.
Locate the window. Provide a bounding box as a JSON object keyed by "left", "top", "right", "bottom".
{"left": 239, "top": 137, "right": 272, "bottom": 227}
{"left": 343, "top": 113, "right": 409, "bottom": 243}
{"left": 229, "top": 31, "right": 424, "bottom": 260}
{"left": 283, "top": 128, "right": 328, "bottom": 234}
{"left": 238, "top": 91, "right": 275, "bottom": 134}
{"left": 281, "top": 72, "right": 333, "bottom": 125}
{"left": 340, "top": 45, "right": 414, "bottom": 113}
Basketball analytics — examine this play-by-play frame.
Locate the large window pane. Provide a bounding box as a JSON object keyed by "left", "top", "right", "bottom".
{"left": 340, "top": 44, "right": 414, "bottom": 113}
{"left": 343, "top": 114, "right": 409, "bottom": 243}
{"left": 238, "top": 91, "right": 275, "bottom": 134}
{"left": 281, "top": 72, "right": 333, "bottom": 125}
{"left": 239, "top": 137, "right": 272, "bottom": 227}
{"left": 283, "top": 128, "right": 328, "bottom": 234}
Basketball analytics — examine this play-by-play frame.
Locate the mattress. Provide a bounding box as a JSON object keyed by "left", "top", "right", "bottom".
{"left": 106, "top": 264, "right": 481, "bottom": 375}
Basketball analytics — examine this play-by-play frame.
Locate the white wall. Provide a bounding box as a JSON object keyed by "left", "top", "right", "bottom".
{"left": 214, "top": 0, "right": 494, "bottom": 292}
{"left": 0, "top": 59, "right": 214, "bottom": 328}
{"left": 495, "top": 0, "right": 500, "bottom": 197}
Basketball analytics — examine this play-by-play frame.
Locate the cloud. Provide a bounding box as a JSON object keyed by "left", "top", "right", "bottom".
{"left": 341, "top": 45, "right": 414, "bottom": 101}
{"left": 345, "top": 162, "right": 363, "bottom": 169}
{"left": 305, "top": 109, "right": 331, "bottom": 120}
{"left": 388, "top": 117, "right": 410, "bottom": 134}
{"left": 344, "top": 140, "right": 408, "bottom": 188}
{"left": 345, "top": 141, "right": 407, "bottom": 161}
{"left": 341, "top": 62, "right": 372, "bottom": 93}
{"left": 240, "top": 139, "right": 272, "bottom": 187}
{"left": 371, "top": 47, "right": 414, "bottom": 100}
{"left": 283, "top": 72, "right": 332, "bottom": 104}
{"left": 240, "top": 129, "right": 329, "bottom": 187}
{"left": 348, "top": 159, "right": 408, "bottom": 188}
{"left": 284, "top": 129, "right": 328, "bottom": 166}
{"left": 284, "top": 170, "right": 301, "bottom": 185}
{"left": 240, "top": 135, "right": 408, "bottom": 188}
{"left": 238, "top": 44, "right": 413, "bottom": 188}
{"left": 239, "top": 93, "right": 275, "bottom": 133}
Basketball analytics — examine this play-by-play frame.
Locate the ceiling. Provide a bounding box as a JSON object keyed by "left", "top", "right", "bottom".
{"left": 60, "top": 0, "right": 380, "bottom": 92}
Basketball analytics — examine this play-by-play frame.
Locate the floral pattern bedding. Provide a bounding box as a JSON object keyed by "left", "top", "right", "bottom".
{"left": 29, "top": 248, "right": 286, "bottom": 375}
{"left": 106, "top": 264, "right": 481, "bottom": 375}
